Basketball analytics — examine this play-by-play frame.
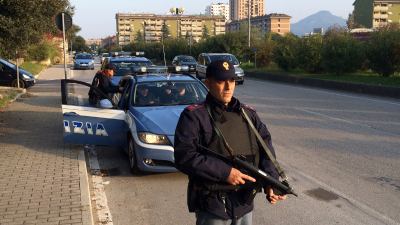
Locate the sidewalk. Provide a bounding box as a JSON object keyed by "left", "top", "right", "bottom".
{"left": 0, "top": 65, "right": 92, "bottom": 225}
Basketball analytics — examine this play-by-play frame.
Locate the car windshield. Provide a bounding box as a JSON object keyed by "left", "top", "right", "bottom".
{"left": 75, "top": 54, "right": 93, "bottom": 59}
{"left": 179, "top": 56, "right": 196, "bottom": 63}
{"left": 133, "top": 81, "right": 207, "bottom": 107}
{"left": 112, "top": 60, "right": 153, "bottom": 76}
{"left": 209, "top": 55, "right": 239, "bottom": 65}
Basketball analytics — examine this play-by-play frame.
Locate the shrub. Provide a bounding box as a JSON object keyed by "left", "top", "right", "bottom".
{"left": 26, "top": 40, "right": 60, "bottom": 63}
{"left": 321, "top": 28, "right": 365, "bottom": 74}
{"left": 366, "top": 30, "right": 400, "bottom": 77}
{"left": 296, "top": 34, "right": 323, "bottom": 73}
{"left": 273, "top": 34, "right": 299, "bottom": 71}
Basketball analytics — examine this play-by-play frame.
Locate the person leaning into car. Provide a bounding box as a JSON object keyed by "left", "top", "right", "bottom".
{"left": 88, "top": 63, "right": 121, "bottom": 104}
{"left": 174, "top": 60, "right": 286, "bottom": 225}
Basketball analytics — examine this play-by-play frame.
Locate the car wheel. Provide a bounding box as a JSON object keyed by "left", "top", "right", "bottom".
{"left": 128, "top": 136, "right": 140, "bottom": 174}
{"left": 238, "top": 80, "right": 244, "bottom": 85}
{"left": 11, "top": 79, "right": 25, "bottom": 89}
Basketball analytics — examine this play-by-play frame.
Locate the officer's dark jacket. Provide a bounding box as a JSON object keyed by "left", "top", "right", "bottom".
{"left": 174, "top": 94, "right": 279, "bottom": 220}
{"left": 89, "top": 71, "right": 119, "bottom": 101}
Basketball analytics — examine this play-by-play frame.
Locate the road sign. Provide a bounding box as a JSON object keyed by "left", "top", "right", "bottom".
{"left": 55, "top": 12, "right": 72, "bottom": 31}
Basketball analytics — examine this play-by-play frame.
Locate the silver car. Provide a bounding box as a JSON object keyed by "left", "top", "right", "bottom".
{"left": 196, "top": 53, "right": 245, "bottom": 84}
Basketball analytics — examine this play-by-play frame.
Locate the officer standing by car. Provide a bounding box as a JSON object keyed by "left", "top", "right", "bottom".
{"left": 174, "top": 60, "right": 286, "bottom": 225}
{"left": 88, "top": 63, "right": 120, "bottom": 105}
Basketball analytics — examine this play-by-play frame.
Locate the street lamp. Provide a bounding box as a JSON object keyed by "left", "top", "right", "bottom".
{"left": 170, "top": 7, "right": 184, "bottom": 38}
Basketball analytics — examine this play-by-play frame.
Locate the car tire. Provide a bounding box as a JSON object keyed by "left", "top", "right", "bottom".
{"left": 128, "top": 135, "right": 140, "bottom": 175}
{"left": 11, "top": 79, "right": 25, "bottom": 89}
{"left": 238, "top": 80, "right": 244, "bottom": 85}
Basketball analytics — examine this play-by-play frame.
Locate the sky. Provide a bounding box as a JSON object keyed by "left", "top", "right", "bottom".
{"left": 69, "top": 0, "right": 355, "bottom": 39}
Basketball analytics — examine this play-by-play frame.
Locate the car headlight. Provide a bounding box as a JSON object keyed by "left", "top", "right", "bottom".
{"left": 22, "top": 74, "right": 31, "bottom": 79}
{"left": 138, "top": 132, "right": 169, "bottom": 145}
{"left": 140, "top": 67, "right": 147, "bottom": 73}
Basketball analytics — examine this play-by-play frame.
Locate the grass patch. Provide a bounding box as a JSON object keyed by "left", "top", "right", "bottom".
{"left": 20, "top": 61, "right": 46, "bottom": 75}
{"left": 0, "top": 90, "right": 18, "bottom": 108}
{"left": 246, "top": 64, "right": 400, "bottom": 88}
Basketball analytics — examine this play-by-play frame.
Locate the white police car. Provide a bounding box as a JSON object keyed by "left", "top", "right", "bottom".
{"left": 61, "top": 67, "right": 207, "bottom": 173}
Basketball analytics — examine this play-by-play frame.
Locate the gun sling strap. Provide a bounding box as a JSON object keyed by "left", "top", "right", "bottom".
{"left": 205, "top": 104, "right": 288, "bottom": 181}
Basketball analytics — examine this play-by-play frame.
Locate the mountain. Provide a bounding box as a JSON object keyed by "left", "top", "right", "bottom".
{"left": 291, "top": 10, "right": 347, "bottom": 36}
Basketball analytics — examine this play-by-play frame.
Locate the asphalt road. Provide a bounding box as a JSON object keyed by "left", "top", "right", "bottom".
{"left": 71, "top": 65, "right": 400, "bottom": 225}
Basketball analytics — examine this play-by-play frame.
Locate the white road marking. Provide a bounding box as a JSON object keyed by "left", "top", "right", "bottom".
{"left": 279, "top": 156, "right": 400, "bottom": 225}
{"left": 250, "top": 78, "right": 400, "bottom": 106}
{"left": 296, "top": 107, "right": 399, "bottom": 136}
{"left": 86, "top": 146, "right": 114, "bottom": 225}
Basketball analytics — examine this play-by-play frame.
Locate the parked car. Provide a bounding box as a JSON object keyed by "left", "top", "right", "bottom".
{"left": 100, "top": 53, "right": 110, "bottom": 64}
{"left": 172, "top": 55, "right": 197, "bottom": 73}
{"left": 0, "top": 58, "right": 35, "bottom": 88}
{"left": 61, "top": 67, "right": 208, "bottom": 173}
{"left": 196, "top": 53, "right": 245, "bottom": 84}
{"left": 73, "top": 53, "right": 95, "bottom": 70}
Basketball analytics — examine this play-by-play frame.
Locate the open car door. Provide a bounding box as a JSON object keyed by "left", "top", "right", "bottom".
{"left": 61, "top": 79, "right": 127, "bottom": 147}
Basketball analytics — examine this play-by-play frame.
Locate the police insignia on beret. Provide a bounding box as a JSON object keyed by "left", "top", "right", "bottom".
{"left": 223, "top": 62, "right": 229, "bottom": 71}
{"left": 206, "top": 60, "right": 236, "bottom": 81}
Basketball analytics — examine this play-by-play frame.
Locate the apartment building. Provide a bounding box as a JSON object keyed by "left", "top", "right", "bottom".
{"left": 116, "top": 13, "right": 226, "bottom": 46}
{"left": 229, "top": 0, "right": 265, "bottom": 21}
{"left": 205, "top": 3, "right": 230, "bottom": 22}
{"left": 227, "top": 13, "right": 291, "bottom": 35}
{"left": 353, "top": 0, "right": 400, "bottom": 28}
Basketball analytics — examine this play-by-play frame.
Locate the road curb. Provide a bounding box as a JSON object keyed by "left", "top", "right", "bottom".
{"left": 78, "top": 147, "right": 95, "bottom": 225}
{"left": 0, "top": 87, "right": 26, "bottom": 105}
{"left": 246, "top": 72, "right": 400, "bottom": 99}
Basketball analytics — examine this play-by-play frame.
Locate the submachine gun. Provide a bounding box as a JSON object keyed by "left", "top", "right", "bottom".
{"left": 204, "top": 106, "right": 298, "bottom": 197}
{"left": 199, "top": 145, "right": 298, "bottom": 197}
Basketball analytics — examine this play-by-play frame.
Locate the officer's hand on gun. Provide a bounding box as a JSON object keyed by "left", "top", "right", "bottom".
{"left": 226, "top": 167, "right": 256, "bottom": 186}
{"left": 226, "top": 167, "right": 287, "bottom": 205}
{"left": 265, "top": 187, "right": 286, "bottom": 204}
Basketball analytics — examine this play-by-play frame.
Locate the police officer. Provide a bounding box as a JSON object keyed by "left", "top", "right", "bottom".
{"left": 88, "top": 63, "right": 121, "bottom": 105}
{"left": 174, "top": 60, "right": 286, "bottom": 225}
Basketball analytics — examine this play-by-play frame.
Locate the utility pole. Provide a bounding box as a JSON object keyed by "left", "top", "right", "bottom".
{"left": 248, "top": 0, "right": 251, "bottom": 48}
{"left": 62, "top": 12, "right": 67, "bottom": 80}
{"left": 16, "top": 51, "right": 20, "bottom": 88}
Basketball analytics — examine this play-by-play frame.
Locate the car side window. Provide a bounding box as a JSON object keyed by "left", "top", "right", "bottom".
{"left": 205, "top": 56, "right": 211, "bottom": 66}
{"left": 0, "top": 63, "right": 4, "bottom": 71}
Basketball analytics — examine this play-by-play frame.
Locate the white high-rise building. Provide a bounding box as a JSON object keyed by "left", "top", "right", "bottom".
{"left": 205, "top": 3, "right": 230, "bottom": 22}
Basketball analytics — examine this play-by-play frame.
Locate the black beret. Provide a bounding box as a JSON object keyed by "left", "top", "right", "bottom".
{"left": 206, "top": 60, "right": 236, "bottom": 81}
{"left": 104, "top": 63, "right": 115, "bottom": 70}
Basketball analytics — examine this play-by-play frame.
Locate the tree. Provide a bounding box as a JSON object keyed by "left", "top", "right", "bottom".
{"left": 296, "top": 34, "right": 324, "bottom": 73}
{"left": 67, "top": 24, "right": 81, "bottom": 52}
{"left": 253, "top": 33, "right": 277, "bottom": 67}
{"left": 273, "top": 34, "right": 300, "bottom": 71}
{"left": 161, "top": 22, "right": 171, "bottom": 40}
{"left": 367, "top": 30, "right": 400, "bottom": 76}
{"left": 72, "top": 36, "right": 90, "bottom": 53}
{"left": 321, "top": 27, "right": 365, "bottom": 74}
{"left": 0, "top": 0, "right": 72, "bottom": 58}
{"left": 135, "top": 30, "right": 144, "bottom": 43}
{"left": 202, "top": 25, "right": 210, "bottom": 39}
